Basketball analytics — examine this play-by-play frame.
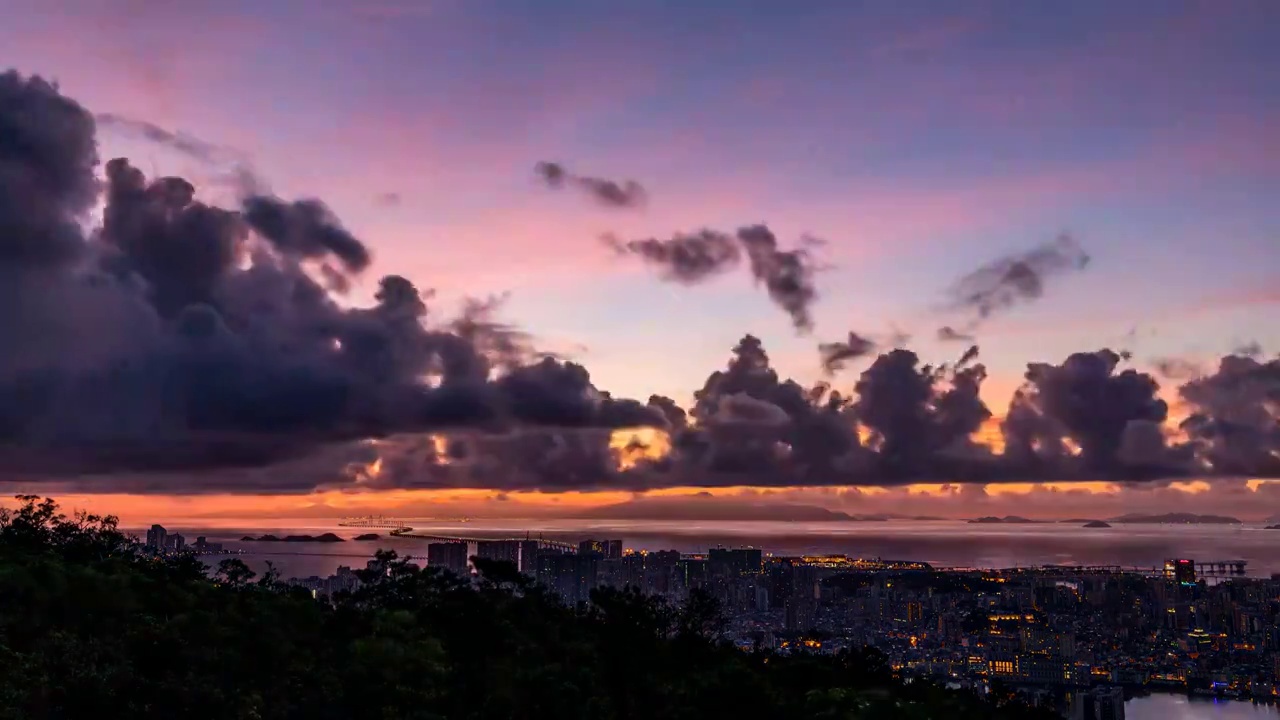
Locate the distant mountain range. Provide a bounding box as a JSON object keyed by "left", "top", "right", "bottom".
{"left": 575, "top": 497, "right": 944, "bottom": 523}
{"left": 570, "top": 499, "right": 1251, "bottom": 525}
{"left": 1107, "top": 513, "right": 1242, "bottom": 525}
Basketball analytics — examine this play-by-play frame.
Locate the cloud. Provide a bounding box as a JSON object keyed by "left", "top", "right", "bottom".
{"left": 94, "top": 112, "right": 263, "bottom": 193}
{"left": 0, "top": 70, "right": 665, "bottom": 482}
{"left": 535, "top": 161, "right": 647, "bottom": 209}
{"left": 818, "top": 332, "right": 877, "bottom": 374}
{"left": 606, "top": 224, "right": 823, "bottom": 333}
{"left": 943, "top": 233, "right": 1090, "bottom": 326}
{"left": 937, "top": 326, "right": 975, "bottom": 342}
{"left": 2, "top": 70, "right": 1278, "bottom": 496}
{"left": 373, "top": 191, "right": 401, "bottom": 207}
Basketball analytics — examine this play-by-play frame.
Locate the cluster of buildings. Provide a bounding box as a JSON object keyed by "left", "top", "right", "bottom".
{"left": 142, "top": 524, "right": 225, "bottom": 555}
{"left": 709, "top": 556, "right": 1280, "bottom": 718}
{"left": 282, "top": 542, "right": 1279, "bottom": 719}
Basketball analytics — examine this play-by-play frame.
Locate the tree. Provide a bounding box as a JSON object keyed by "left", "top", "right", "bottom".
{"left": 0, "top": 496, "right": 1057, "bottom": 720}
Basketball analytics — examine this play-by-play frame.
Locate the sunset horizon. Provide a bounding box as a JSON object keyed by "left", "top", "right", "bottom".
{"left": 1, "top": 0, "right": 1278, "bottom": 523}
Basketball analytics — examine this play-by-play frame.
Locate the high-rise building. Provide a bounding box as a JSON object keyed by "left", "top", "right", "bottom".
{"left": 709, "top": 547, "right": 763, "bottom": 577}
{"left": 578, "top": 539, "right": 622, "bottom": 560}
{"left": 165, "top": 533, "right": 186, "bottom": 551}
{"left": 475, "top": 540, "right": 521, "bottom": 567}
{"left": 145, "top": 524, "right": 167, "bottom": 551}
{"left": 427, "top": 542, "right": 469, "bottom": 575}
{"left": 678, "top": 557, "right": 708, "bottom": 591}
{"left": 784, "top": 596, "right": 817, "bottom": 632}
{"left": 644, "top": 549, "right": 681, "bottom": 596}
{"left": 1164, "top": 558, "right": 1196, "bottom": 584}
{"left": 538, "top": 552, "right": 599, "bottom": 604}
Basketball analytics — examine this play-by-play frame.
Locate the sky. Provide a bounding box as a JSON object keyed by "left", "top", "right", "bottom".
{"left": 1, "top": 0, "right": 1278, "bottom": 523}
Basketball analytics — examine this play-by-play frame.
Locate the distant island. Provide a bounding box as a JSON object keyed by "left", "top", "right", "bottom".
{"left": 240, "top": 533, "right": 345, "bottom": 543}
{"left": 1109, "top": 513, "right": 1241, "bottom": 525}
{"left": 575, "top": 498, "right": 886, "bottom": 522}
{"left": 968, "top": 516, "right": 1038, "bottom": 524}
{"left": 1265, "top": 525, "right": 1280, "bottom": 530}
{"left": 1082, "top": 520, "right": 1112, "bottom": 528}
{"left": 353, "top": 533, "right": 380, "bottom": 541}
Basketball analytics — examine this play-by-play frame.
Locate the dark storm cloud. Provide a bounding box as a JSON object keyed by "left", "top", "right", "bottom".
{"left": 1177, "top": 353, "right": 1280, "bottom": 476}
{"left": 818, "top": 332, "right": 877, "bottom": 374}
{"left": 241, "top": 196, "right": 372, "bottom": 273}
{"left": 4, "top": 71, "right": 1278, "bottom": 495}
{"left": 1001, "top": 349, "right": 1184, "bottom": 479}
{"left": 945, "top": 233, "right": 1090, "bottom": 324}
{"left": 852, "top": 349, "right": 993, "bottom": 480}
{"left": 534, "top": 161, "right": 647, "bottom": 209}
{"left": 602, "top": 229, "right": 740, "bottom": 283}
{"left": 607, "top": 224, "right": 822, "bottom": 334}
{"left": 736, "top": 225, "right": 821, "bottom": 333}
{"left": 0, "top": 71, "right": 664, "bottom": 486}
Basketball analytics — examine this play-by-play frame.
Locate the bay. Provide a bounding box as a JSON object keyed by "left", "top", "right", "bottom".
{"left": 131, "top": 518, "right": 1280, "bottom": 579}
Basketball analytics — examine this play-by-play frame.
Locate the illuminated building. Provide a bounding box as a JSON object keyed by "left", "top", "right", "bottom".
{"left": 578, "top": 539, "right": 623, "bottom": 560}
{"left": 1163, "top": 558, "right": 1196, "bottom": 584}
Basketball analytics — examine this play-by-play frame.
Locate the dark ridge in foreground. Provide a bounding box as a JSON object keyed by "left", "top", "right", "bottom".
{"left": 0, "top": 496, "right": 1056, "bottom": 720}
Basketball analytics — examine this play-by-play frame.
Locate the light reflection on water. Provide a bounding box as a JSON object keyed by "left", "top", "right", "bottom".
{"left": 1127, "top": 694, "right": 1280, "bottom": 719}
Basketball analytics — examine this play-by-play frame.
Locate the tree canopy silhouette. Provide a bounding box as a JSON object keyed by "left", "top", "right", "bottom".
{"left": 0, "top": 496, "right": 1056, "bottom": 719}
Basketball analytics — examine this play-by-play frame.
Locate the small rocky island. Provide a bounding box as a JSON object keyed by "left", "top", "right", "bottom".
{"left": 240, "top": 533, "right": 345, "bottom": 543}
{"left": 968, "top": 516, "right": 1038, "bottom": 524}
{"left": 1265, "top": 525, "right": 1280, "bottom": 530}
{"left": 353, "top": 533, "right": 380, "bottom": 541}
{"left": 1082, "top": 520, "right": 1112, "bottom": 528}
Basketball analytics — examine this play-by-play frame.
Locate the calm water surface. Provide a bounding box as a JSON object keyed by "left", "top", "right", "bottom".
{"left": 1127, "top": 694, "right": 1279, "bottom": 719}
{"left": 130, "top": 519, "right": 1280, "bottom": 579}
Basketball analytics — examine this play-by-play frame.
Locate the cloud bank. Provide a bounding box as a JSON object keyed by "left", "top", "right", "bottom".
{"left": 1, "top": 70, "right": 1277, "bottom": 496}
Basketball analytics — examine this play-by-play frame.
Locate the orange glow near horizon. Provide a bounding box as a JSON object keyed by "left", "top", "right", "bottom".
{"left": 5, "top": 478, "right": 1279, "bottom": 526}
{"left": 609, "top": 427, "right": 672, "bottom": 470}
{"left": 971, "top": 416, "right": 1005, "bottom": 454}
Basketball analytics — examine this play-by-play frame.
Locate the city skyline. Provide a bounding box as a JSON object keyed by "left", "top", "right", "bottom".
{"left": 0, "top": 1, "right": 1278, "bottom": 520}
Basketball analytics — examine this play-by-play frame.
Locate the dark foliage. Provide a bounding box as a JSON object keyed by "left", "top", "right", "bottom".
{"left": 0, "top": 496, "right": 1057, "bottom": 719}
